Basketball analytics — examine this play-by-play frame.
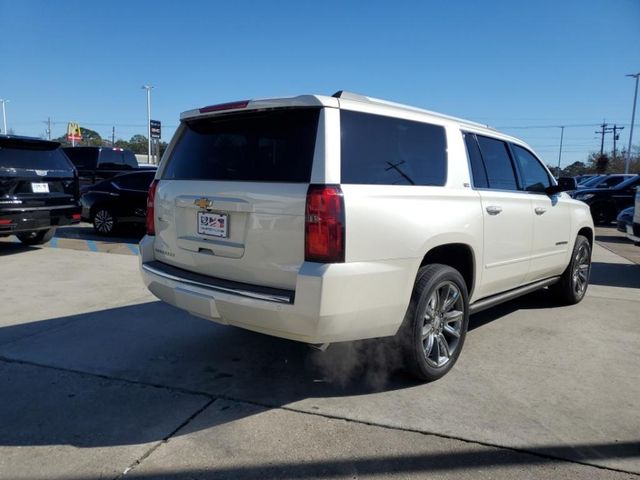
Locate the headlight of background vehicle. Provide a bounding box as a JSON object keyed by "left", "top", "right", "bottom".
{"left": 575, "top": 193, "right": 595, "bottom": 201}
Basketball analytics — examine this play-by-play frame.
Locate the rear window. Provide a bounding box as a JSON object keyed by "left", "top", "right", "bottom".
{"left": 163, "top": 108, "right": 320, "bottom": 182}
{"left": 340, "top": 111, "right": 447, "bottom": 186}
{"left": 99, "top": 149, "right": 135, "bottom": 170}
{"left": 0, "top": 143, "right": 73, "bottom": 171}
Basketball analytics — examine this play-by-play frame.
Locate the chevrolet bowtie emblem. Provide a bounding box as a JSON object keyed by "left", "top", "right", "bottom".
{"left": 194, "top": 198, "right": 213, "bottom": 210}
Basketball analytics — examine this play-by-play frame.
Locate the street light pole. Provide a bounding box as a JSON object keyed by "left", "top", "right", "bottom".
{"left": 625, "top": 73, "right": 640, "bottom": 174}
{"left": 556, "top": 125, "right": 565, "bottom": 178}
{"left": 0, "top": 99, "right": 9, "bottom": 134}
{"left": 142, "top": 85, "right": 153, "bottom": 163}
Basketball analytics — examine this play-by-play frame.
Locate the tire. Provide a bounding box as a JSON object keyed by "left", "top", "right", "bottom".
{"left": 16, "top": 228, "right": 55, "bottom": 245}
{"left": 591, "top": 203, "right": 613, "bottom": 225}
{"left": 549, "top": 235, "right": 592, "bottom": 305}
{"left": 399, "top": 264, "right": 470, "bottom": 382}
{"left": 93, "top": 208, "right": 116, "bottom": 235}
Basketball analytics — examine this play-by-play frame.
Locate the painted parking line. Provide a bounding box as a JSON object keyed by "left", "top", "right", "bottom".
{"left": 126, "top": 243, "right": 139, "bottom": 255}
{"left": 86, "top": 240, "right": 98, "bottom": 252}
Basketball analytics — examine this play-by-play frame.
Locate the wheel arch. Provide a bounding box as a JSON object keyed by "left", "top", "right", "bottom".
{"left": 577, "top": 226, "right": 593, "bottom": 247}
{"left": 419, "top": 243, "right": 476, "bottom": 298}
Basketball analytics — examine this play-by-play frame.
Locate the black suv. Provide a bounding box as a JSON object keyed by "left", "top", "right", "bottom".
{"left": 572, "top": 174, "right": 640, "bottom": 224}
{"left": 63, "top": 146, "right": 156, "bottom": 186}
{"left": 0, "top": 135, "right": 80, "bottom": 245}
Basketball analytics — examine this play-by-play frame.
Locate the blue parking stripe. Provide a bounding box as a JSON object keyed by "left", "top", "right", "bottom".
{"left": 126, "top": 243, "right": 139, "bottom": 255}
{"left": 49, "top": 236, "right": 58, "bottom": 248}
{"left": 86, "top": 240, "right": 98, "bottom": 252}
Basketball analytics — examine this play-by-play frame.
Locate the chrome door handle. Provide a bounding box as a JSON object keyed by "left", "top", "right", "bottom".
{"left": 486, "top": 205, "right": 502, "bottom": 215}
{"left": 535, "top": 207, "right": 547, "bottom": 215}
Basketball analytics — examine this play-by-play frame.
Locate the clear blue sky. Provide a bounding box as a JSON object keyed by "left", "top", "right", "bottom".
{"left": 1, "top": 0, "right": 639, "bottom": 168}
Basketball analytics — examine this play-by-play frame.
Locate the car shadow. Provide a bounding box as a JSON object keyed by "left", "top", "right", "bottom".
{"left": 590, "top": 261, "right": 640, "bottom": 289}
{"left": 0, "top": 241, "right": 39, "bottom": 256}
{"left": 54, "top": 225, "right": 144, "bottom": 244}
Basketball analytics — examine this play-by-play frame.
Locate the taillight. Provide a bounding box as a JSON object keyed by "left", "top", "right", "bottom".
{"left": 305, "top": 185, "right": 345, "bottom": 263}
{"left": 146, "top": 179, "right": 159, "bottom": 235}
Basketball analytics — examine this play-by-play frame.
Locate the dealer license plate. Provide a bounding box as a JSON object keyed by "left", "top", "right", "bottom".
{"left": 197, "top": 211, "right": 228, "bottom": 238}
{"left": 31, "top": 182, "right": 49, "bottom": 193}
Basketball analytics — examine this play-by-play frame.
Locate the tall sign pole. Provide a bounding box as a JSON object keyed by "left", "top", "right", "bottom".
{"left": 625, "top": 73, "right": 640, "bottom": 174}
{"left": 142, "top": 85, "right": 153, "bottom": 163}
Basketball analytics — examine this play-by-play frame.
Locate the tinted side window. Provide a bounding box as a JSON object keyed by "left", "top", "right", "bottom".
{"left": 463, "top": 133, "right": 488, "bottom": 188}
{"left": 341, "top": 111, "right": 447, "bottom": 186}
{"left": 113, "top": 172, "right": 154, "bottom": 190}
{"left": 476, "top": 136, "right": 518, "bottom": 190}
{"left": 511, "top": 144, "right": 551, "bottom": 193}
{"left": 122, "top": 151, "right": 138, "bottom": 169}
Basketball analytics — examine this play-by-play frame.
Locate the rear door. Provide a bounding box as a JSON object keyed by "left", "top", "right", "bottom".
{"left": 110, "top": 171, "right": 155, "bottom": 223}
{"left": 153, "top": 107, "right": 321, "bottom": 290}
{"left": 464, "top": 133, "right": 533, "bottom": 298}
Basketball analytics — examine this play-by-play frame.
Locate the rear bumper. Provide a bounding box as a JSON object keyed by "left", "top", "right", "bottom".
{"left": 139, "top": 235, "right": 416, "bottom": 344}
{"left": 0, "top": 204, "right": 80, "bottom": 236}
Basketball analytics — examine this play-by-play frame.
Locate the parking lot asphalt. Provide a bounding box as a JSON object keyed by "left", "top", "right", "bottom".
{"left": 0, "top": 228, "right": 639, "bottom": 479}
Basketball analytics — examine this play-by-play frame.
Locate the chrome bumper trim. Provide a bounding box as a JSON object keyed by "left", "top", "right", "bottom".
{"left": 142, "top": 263, "right": 293, "bottom": 305}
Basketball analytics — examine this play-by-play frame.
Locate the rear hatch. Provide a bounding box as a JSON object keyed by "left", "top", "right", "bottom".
{"left": 154, "top": 106, "right": 321, "bottom": 290}
{"left": 0, "top": 138, "right": 78, "bottom": 210}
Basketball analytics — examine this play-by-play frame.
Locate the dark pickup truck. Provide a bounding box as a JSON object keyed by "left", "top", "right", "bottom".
{"left": 0, "top": 135, "right": 80, "bottom": 244}
{"left": 63, "top": 146, "right": 156, "bottom": 186}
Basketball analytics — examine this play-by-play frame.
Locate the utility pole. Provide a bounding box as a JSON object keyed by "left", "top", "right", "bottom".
{"left": 44, "top": 117, "right": 52, "bottom": 140}
{"left": 142, "top": 85, "right": 153, "bottom": 163}
{"left": 612, "top": 124, "right": 624, "bottom": 159}
{"left": 0, "top": 99, "right": 8, "bottom": 134}
{"left": 626, "top": 73, "right": 640, "bottom": 174}
{"left": 556, "top": 126, "right": 565, "bottom": 178}
{"left": 595, "top": 122, "right": 613, "bottom": 156}
{"left": 112, "top": 126, "right": 115, "bottom": 146}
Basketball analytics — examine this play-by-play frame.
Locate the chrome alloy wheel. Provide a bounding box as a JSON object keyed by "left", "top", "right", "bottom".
{"left": 422, "top": 281, "right": 464, "bottom": 368}
{"left": 94, "top": 209, "right": 114, "bottom": 234}
{"left": 572, "top": 243, "right": 590, "bottom": 297}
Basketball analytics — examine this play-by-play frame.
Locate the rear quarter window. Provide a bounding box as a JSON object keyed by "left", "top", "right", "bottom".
{"left": 340, "top": 111, "right": 447, "bottom": 186}
{"left": 163, "top": 108, "right": 320, "bottom": 182}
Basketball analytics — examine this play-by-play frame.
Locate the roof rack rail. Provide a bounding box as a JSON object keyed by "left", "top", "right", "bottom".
{"left": 332, "top": 90, "right": 493, "bottom": 130}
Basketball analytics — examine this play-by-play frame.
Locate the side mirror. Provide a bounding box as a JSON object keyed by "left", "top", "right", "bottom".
{"left": 545, "top": 177, "right": 577, "bottom": 196}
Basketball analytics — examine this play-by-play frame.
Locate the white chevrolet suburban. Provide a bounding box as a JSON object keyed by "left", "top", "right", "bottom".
{"left": 139, "top": 91, "right": 594, "bottom": 381}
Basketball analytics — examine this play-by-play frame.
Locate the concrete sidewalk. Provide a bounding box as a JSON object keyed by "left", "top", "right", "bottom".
{"left": 0, "top": 243, "right": 638, "bottom": 479}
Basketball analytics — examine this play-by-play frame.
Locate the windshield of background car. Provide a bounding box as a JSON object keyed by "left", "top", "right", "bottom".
{"left": 615, "top": 175, "right": 640, "bottom": 190}
{"left": 340, "top": 110, "right": 447, "bottom": 186}
{"left": 580, "top": 176, "right": 603, "bottom": 187}
{"left": 0, "top": 141, "right": 74, "bottom": 171}
{"left": 162, "top": 108, "right": 320, "bottom": 182}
